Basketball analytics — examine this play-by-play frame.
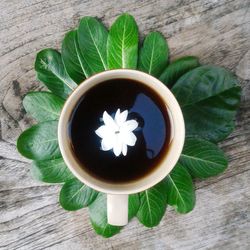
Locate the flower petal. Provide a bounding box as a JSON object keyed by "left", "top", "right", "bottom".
{"left": 121, "top": 120, "right": 138, "bottom": 132}
{"left": 122, "top": 143, "right": 128, "bottom": 156}
{"left": 115, "top": 109, "right": 128, "bottom": 126}
{"left": 115, "top": 108, "right": 120, "bottom": 120}
{"left": 113, "top": 137, "right": 122, "bottom": 156}
{"left": 103, "top": 111, "right": 118, "bottom": 131}
{"left": 101, "top": 136, "right": 115, "bottom": 151}
{"left": 120, "top": 131, "right": 137, "bottom": 146}
{"left": 95, "top": 125, "right": 111, "bottom": 138}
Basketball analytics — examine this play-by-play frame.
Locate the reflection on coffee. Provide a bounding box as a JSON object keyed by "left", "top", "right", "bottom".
{"left": 68, "top": 79, "right": 171, "bottom": 183}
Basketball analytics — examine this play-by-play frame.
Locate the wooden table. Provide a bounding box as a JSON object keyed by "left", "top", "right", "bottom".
{"left": 0, "top": 0, "right": 249, "bottom": 249}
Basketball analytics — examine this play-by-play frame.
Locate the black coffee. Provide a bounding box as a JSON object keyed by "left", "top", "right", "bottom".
{"left": 68, "top": 78, "right": 171, "bottom": 183}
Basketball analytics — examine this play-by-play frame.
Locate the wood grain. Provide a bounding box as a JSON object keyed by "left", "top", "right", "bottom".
{"left": 0, "top": 0, "right": 249, "bottom": 249}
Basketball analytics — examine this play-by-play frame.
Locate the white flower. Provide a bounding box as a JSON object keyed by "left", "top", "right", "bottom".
{"left": 95, "top": 109, "right": 138, "bottom": 157}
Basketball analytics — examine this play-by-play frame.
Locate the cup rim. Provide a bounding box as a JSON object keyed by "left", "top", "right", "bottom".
{"left": 58, "top": 69, "right": 185, "bottom": 194}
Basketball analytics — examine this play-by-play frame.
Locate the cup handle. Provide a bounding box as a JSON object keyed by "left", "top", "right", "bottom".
{"left": 107, "top": 194, "right": 128, "bottom": 226}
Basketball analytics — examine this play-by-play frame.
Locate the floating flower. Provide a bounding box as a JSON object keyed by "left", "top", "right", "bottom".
{"left": 95, "top": 109, "right": 138, "bottom": 156}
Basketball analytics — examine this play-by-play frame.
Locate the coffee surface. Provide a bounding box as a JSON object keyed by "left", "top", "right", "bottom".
{"left": 68, "top": 78, "right": 171, "bottom": 183}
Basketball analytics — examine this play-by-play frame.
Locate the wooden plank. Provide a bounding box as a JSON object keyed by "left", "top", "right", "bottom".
{"left": 0, "top": 0, "right": 249, "bottom": 249}
{"left": 0, "top": 162, "right": 249, "bottom": 250}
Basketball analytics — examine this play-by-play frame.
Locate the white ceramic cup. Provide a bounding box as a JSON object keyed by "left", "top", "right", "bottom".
{"left": 58, "top": 69, "right": 185, "bottom": 226}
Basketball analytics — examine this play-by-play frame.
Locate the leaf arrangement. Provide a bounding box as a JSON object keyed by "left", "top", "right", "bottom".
{"left": 17, "top": 13, "right": 241, "bottom": 237}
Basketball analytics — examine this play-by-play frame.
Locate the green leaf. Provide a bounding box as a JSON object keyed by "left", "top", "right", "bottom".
{"left": 77, "top": 17, "right": 108, "bottom": 75}
{"left": 136, "top": 180, "right": 168, "bottom": 227}
{"left": 17, "top": 121, "right": 60, "bottom": 161}
{"left": 31, "top": 157, "right": 74, "bottom": 183}
{"left": 165, "top": 163, "right": 195, "bottom": 213}
{"left": 107, "top": 13, "right": 138, "bottom": 69}
{"left": 180, "top": 137, "right": 228, "bottom": 179}
{"left": 128, "top": 194, "right": 140, "bottom": 220}
{"left": 23, "top": 91, "right": 64, "bottom": 122}
{"left": 35, "top": 49, "right": 78, "bottom": 99}
{"left": 89, "top": 193, "right": 121, "bottom": 238}
{"left": 60, "top": 178, "right": 98, "bottom": 211}
{"left": 159, "top": 56, "right": 199, "bottom": 87}
{"left": 61, "top": 30, "right": 86, "bottom": 84}
{"left": 138, "top": 32, "right": 169, "bottom": 77}
{"left": 172, "top": 65, "right": 241, "bottom": 142}
{"left": 88, "top": 193, "right": 140, "bottom": 238}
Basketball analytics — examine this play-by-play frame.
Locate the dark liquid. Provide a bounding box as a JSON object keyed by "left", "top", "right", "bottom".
{"left": 68, "top": 79, "right": 171, "bottom": 183}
